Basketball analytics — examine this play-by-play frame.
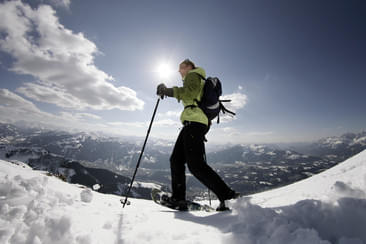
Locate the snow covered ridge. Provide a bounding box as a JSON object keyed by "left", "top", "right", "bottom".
{"left": 305, "top": 131, "right": 366, "bottom": 161}
{"left": 320, "top": 132, "right": 366, "bottom": 148}
{"left": 1, "top": 150, "right": 366, "bottom": 243}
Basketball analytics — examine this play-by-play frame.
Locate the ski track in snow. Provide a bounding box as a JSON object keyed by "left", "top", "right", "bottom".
{"left": 0, "top": 150, "right": 366, "bottom": 243}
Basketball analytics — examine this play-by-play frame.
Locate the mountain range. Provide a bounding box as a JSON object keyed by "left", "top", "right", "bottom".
{"left": 1, "top": 122, "right": 366, "bottom": 199}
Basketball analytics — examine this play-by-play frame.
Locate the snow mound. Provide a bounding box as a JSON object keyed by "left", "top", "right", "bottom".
{"left": 226, "top": 197, "right": 366, "bottom": 244}
{"left": 0, "top": 174, "right": 82, "bottom": 243}
{"left": 80, "top": 189, "right": 93, "bottom": 203}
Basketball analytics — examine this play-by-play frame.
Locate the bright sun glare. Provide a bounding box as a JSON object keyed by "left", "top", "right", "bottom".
{"left": 156, "top": 62, "right": 175, "bottom": 80}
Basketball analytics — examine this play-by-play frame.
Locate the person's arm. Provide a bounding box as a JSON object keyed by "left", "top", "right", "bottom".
{"left": 157, "top": 84, "right": 174, "bottom": 98}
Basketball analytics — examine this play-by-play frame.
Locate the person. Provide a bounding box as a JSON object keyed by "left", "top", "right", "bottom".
{"left": 156, "top": 59, "right": 239, "bottom": 211}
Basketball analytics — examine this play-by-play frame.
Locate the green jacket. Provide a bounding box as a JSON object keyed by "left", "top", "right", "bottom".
{"left": 173, "top": 67, "right": 209, "bottom": 126}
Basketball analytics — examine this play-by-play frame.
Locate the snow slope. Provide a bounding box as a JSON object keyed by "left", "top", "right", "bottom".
{"left": 1, "top": 150, "right": 366, "bottom": 244}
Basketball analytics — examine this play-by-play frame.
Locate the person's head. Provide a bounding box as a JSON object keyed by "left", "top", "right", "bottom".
{"left": 179, "top": 59, "right": 196, "bottom": 78}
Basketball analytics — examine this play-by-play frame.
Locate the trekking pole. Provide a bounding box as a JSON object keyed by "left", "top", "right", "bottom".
{"left": 122, "top": 98, "right": 160, "bottom": 208}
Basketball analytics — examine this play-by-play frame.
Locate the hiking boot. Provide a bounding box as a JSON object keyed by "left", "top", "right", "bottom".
{"left": 223, "top": 190, "right": 241, "bottom": 201}
{"left": 229, "top": 191, "right": 241, "bottom": 200}
{"left": 216, "top": 191, "right": 240, "bottom": 211}
{"left": 216, "top": 201, "right": 230, "bottom": 211}
{"left": 161, "top": 195, "right": 188, "bottom": 211}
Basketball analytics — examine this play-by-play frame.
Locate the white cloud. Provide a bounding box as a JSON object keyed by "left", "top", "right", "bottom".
{"left": 0, "top": 89, "right": 42, "bottom": 114}
{"left": 206, "top": 126, "right": 275, "bottom": 144}
{"left": 219, "top": 127, "right": 241, "bottom": 136}
{"left": 75, "top": 113, "right": 101, "bottom": 120}
{"left": 218, "top": 92, "right": 248, "bottom": 123}
{"left": 246, "top": 131, "right": 273, "bottom": 136}
{"left": 107, "top": 121, "right": 147, "bottom": 128}
{"left": 217, "top": 114, "right": 237, "bottom": 123}
{"left": 47, "top": 0, "right": 71, "bottom": 8}
{"left": 154, "top": 119, "right": 180, "bottom": 127}
{"left": 0, "top": 88, "right": 59, "bottom": 125}
{"left": 16, "top": 82, "right": 82, "bottom": 109}
{"left": 157, "top": 110, "right": 180, "bottom": 118}
{"left": 206, "top": 126, "right": 241, "bottom": 144}
{"left": 0, "top": 88, "right": 101, "bottom": 131}
{"left": 0, "top": 89, "right": 275, "bottom": 144}
{"left": 221, "top": 92, "right": 248, "bottom": 111}
{"left": 0, "top": 1, "right": 144, "bottom": 111}
{"left": 107, "top": 118, "right": 180, "bottom": 128}
{"left": 238, "top": 85, "right": 243, "bottom": 90}
{"left": 0, "top": 89, "right": 179, "bottom": 140}
{"left": 30, "top": 0, "right": 71, "bottom": 9}
{"left": 59, "top": 112, "right": 102, "bottom": 121}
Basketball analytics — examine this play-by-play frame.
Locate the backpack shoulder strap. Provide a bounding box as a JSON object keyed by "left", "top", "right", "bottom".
{"left": 195, "top": 73, "right": 206, "bottom": 81}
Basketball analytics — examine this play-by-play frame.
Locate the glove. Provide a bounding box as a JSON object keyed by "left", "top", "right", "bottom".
{"left": 157, "top": 83, "right": 167, "bottom": 98}
{"left": 156, "top": 83, "right": 174, "bottom": 99}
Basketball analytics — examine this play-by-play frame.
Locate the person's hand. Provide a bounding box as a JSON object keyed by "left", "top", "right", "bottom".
{"left": 156, "top": 83, "right": 174, "bottom": 99}
{"left": 157, "top": 83, "right": 167, "bottom": 99}
{"left": 157, "top": 83, "right": 167, "bottom": 97}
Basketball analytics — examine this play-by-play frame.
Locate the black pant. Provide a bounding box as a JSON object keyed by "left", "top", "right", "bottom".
{"left": 170, "top": 121, "right": 232, "bottom": 202}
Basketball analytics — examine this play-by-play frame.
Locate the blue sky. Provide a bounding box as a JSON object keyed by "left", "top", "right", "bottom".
{"left": 0, "top": 0, "right": 365, "bottom": 144}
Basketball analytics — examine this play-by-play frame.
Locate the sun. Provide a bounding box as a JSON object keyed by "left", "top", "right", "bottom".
{"left": 156, "top": 62, "right": 175, "bottom": 80}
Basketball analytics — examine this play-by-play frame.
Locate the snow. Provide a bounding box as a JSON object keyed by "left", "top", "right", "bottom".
{"left": 322, "top": 137, "right": 346, "bottom": 149}
{"left": 266, "top": 151, "right": 276, "bottom": 156}
{"left": 58, "top": 168, "right": 76, "bottom": 181}
{"left": 132, "top": 181, "right": 162, "bottom": 189}
{"left": 80, "top": 189, "right": 93, "bottom": 203}
{"left": 249, "top": 144, "right": 265, "bottom": 153}
{"left": 352, "top": 136, "right": 366, "bottom": 145}
{"left": 228, "top": 198, "right": 366, "bottom": 244}
{"left": 287, "top": 154, "right": 301, "bottom": 160}
{"left": 142, "top": 155, "right": 156, "bottom": 164}
{"left": 0, "top": 150, "right": 366, "bottom": 243}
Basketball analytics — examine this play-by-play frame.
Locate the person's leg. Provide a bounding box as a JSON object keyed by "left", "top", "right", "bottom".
{"left": 170, "top": 128, "right": 187, "bottom": 200}
{"left": 183, "top": 123, "right": 234, "bottom": 202}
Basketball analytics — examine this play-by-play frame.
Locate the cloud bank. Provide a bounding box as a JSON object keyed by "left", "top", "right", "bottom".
{"left": 0, "top": 0, "right": 144, "bottom": 111}
{"left": 219, "top": 92, "right": 248, "bottom": 123}
{"left": 0, "top": 88, "right": 98, "bottom": 129}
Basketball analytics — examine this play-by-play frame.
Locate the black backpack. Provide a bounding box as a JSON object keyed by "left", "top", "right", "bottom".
{"left": 186, "top": 74, "right": 236, "bottom": 124}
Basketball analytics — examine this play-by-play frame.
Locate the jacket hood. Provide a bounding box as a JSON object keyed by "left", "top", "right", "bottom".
{"left": 186, "top": 67, "right": 206, "bottom": 79}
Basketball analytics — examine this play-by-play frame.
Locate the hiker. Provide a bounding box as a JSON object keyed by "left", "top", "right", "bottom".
{"left": 156, "top": 59, "right": 239, "bottom": 211}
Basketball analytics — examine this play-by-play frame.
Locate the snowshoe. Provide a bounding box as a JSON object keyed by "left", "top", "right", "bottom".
{"left": 151, "top": 188, "right": 215, "bottom": 212}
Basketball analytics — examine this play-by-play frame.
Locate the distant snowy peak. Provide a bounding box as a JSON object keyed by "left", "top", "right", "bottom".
{"left": 244, "top": 144, "right": 299, "bottom": 156}
{"left": 302, "top": 131, "right": 366, "bottom": 162}
{"left": 209, "top": 143, "right": 317, "bottom": 165}
{"left": 284, "top": 131, "right": 366, "bottom": 163}
{"left": 0, "top": 123, "right": 20, "bottom": 141}
{"left": 352, "top": 135, "right": 366, "bottom": 145}
{"left": 318, "top": 131, "right": 366, "bottom": 148}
